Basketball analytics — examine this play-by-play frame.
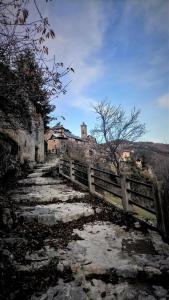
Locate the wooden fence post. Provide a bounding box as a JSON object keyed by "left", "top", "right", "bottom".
{"left": 70, "top": 160, "right": 75, "bottom": 181}
{"left": 88, "top": 164, "right": 95, "bottom": 193}
{"left": 121, "top": 173, "right": 129, "bottom": 212}
{"left": 153, "top": 180, "right": 168, "bottom": 238}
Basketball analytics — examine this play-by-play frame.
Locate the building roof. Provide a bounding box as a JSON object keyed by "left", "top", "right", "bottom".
{"left": 51, "top": 133, "right": 67, "bottom": 140}
{"left": 51, "top": 125, "right": 64, "bottom": 130}
{"left": 51, "top": 125, "right": 73, "bottom": 132}
{"left": 47, "top": 126, "right": 82, "bottom": 141}
{"left": 64, "top": 129, "right": 82, "bottom": 141}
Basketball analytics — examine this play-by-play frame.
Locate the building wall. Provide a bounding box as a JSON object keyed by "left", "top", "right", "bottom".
{"left": 48, "top": 139, "right": 67, "bottom": 154}
{"left": 48, "top": 139, "right": 60, "bottom": 153}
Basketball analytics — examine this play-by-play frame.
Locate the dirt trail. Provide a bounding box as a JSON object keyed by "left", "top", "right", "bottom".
{"left": 1, "top": 160, "right": 169, "bottom": 300}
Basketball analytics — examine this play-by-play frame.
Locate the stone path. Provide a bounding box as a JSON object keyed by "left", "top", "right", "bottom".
{"left": 2, "top": 160, "right": 169, "bottom": 300}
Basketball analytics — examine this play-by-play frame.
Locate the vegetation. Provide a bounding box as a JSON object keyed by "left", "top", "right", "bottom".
{"left": 0, "top": 0, "right": 74, "bottom": 130}
{"left": 132, "top": 141, "right": 169, "bottom": 233}
{"left": 91, "top": 99, "right": 146, "bottom": 174}
{"left": 0, "top": 49, "right": 54, "bottom": 130}
{"left": 0, "top": 0, "right": 74, "bottom": 181}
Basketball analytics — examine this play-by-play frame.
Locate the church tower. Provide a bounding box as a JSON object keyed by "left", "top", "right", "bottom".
{"left": 81, "top": 122, "right": 87, "bottom": 139}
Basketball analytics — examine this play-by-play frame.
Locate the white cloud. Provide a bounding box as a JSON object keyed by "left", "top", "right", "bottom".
{"left": 42, "top": 0, "right": 108, "bottom": 112}
{"left": 121, "top": 0, "right": 169, "bottom": 36}
{"left": 70, "top": 96, "right": 97, "bottom": 112}
{"left": 157, "top": 93, "right": 169, "bottom": 108}
{"left": 106, "top": 0, "right": 169, "bottom": 89}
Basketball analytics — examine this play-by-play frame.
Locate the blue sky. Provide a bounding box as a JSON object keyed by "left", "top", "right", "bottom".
{"left": 40, "top": 0, "right": 169, "bottom": 142}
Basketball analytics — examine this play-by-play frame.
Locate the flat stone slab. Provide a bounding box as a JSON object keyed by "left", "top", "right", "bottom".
{"left": 57, "top": 222, "right": 132, "bottom": 275}
{"left": 56, "top": 222, "right": 162, "bottom": 277}
{"left": 10, "top": 185, "right": 88, "bottom": 204}
{"left": 17, "top": 177, "right": 65, "bottom": 186}
{"left": 17, "top": 202, "right": 94, "bottom": 225}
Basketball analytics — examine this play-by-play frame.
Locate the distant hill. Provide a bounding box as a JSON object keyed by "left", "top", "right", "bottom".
{"left": 125, "top": 141, "right": 169, "bottom": 182}
{"left": 128, "top": 141, "right": 169, "bottom": 157}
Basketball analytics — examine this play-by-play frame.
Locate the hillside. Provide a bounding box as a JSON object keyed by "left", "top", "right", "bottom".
{"left": 131, "top": 141, "right": 169, "bottom": 157}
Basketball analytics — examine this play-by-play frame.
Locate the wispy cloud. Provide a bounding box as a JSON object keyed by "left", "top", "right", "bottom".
{"left": 69, "top": 95, "right": 97, "bottom": 112}
{"left": 31, "top": 0, "right": 169, "bottom": 142}
{"left": 43, "top": 0, "right": 108, "bottom": 111}
{"left": 157, "top": 93, "right": 169, "bottom": 108}
{"left": 106, "top": 0, "right": 169, "bottom": 89}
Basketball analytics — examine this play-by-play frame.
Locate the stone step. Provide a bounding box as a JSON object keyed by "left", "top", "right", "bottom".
{"left": 16, "top": 222, "right": 167, "bottom": 298}
{"left": 8, "top": 184, "right": 69, "bottom": 195}
{"left": 35, "top": 162, "right": 58, "bottom": 169}
{"left": 52, "top": 221, "right": 163, "bottom": 279}
{"left": 17, "top": 202, "right": 94, "bottom": 225}
{"left": 27, "top": 172, "right": 44, "bottom": 178}
{"left": 17, "top": 177, "right": 66, "bottom": 187}
{"left": 10, "top": 185, "right": 88, "bottom": 205}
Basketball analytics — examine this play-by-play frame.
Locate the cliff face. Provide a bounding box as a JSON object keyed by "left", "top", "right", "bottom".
{"left": 0, "top": 98, "right": 44, "bottom": 180}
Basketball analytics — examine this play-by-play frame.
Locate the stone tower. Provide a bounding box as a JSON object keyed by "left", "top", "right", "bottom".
{"left": 81, "top": 122, "right": 87, "bottom": 139}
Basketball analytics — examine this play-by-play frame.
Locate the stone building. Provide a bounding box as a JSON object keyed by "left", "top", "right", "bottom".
{"left": 45, "top": 122, "right": 96, "bottom": 155}
{"left": 45, "top": 125, "right": 83, "bottom": 154}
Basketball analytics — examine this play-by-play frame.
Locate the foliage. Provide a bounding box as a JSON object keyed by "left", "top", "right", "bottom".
{"left": 0, "top": 48, "right": 63, "bottom": 129}
{"left": 91, "top": 99, "right": 146, "bottom": 174}
{"left": 0, "top": 0, "right": 74, "bottom": 128}
{"left": 14, "top": 49, "right": 56, "bottom": 128}
{"left": 0, "top": 48, "right": 33, "bottom": 130}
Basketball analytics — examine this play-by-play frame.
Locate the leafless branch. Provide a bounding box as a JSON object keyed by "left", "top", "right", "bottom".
{"left": 91, "top": 99, "right": 146, "bottom": 174}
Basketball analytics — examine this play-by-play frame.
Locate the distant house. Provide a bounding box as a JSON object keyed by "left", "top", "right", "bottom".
{"left": 120, "top": 150, "right": 131, "bottom": 161}
{"left": 45, "top": 124, "right": 84, "bottom": 154}
{"left": 135, "top": 158, "right": 142, "bottom": 169}
{"left": 45, "top": 122, "right": 96, "bottom": 155}
{"left": 120, "top": 149, "right": 134, "bottom": 162}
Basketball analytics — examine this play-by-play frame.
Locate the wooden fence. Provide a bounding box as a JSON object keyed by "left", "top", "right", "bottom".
{"left": 59, "top": 159, "right": 168, "bottom": 238}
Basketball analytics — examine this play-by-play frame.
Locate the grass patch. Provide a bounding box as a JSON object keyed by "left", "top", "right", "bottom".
{"left": 104, "top": 192, "right": 123, "bottom": 209}
{"left": 104, "top": 192, "right": 157, "bottom": 225}
{"left": 132, "top": 204, "right": 157, "bottom": 225}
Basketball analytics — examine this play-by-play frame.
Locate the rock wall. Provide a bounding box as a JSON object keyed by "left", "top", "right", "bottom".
{"left": 0, "top": 132, "right": 19, "bottom": 179}
{"left": 0, "top": 100, "right": 44, "bottom": 178}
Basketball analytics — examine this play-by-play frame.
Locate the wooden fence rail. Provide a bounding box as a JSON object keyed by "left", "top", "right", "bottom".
{"left": 59, "top": 159, "right": 167, "bottom": 238}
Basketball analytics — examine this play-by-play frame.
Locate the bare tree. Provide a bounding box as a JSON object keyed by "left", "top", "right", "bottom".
{"left": 0, "top": 0, "right": 54, "bottom": 57}
{"left": 91, "top": 99, "right": 146, "bottom": 174}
